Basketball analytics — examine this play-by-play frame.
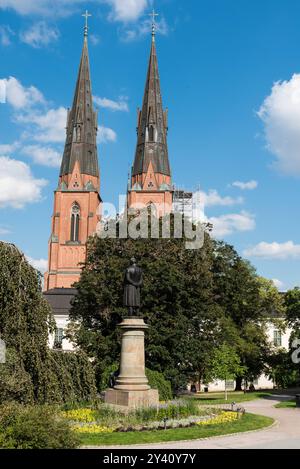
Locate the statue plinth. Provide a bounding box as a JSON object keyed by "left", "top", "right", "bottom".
{"left": 104, "top": 317, "right": 159, "bottom": 409}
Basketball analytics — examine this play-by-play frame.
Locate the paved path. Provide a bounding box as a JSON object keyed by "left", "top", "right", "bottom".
{"left": 86, "top": 396, "right": 300, "bottom": 449}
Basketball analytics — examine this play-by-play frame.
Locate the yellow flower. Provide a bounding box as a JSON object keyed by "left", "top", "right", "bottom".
{"left": 61, "top": 408, "right": 97, "bottom": 423}
{"left": 73, "top": 424, "right": 114, "bottom": 434}
{"left": 196, "top": 412, "right": 239, "bottom": 426}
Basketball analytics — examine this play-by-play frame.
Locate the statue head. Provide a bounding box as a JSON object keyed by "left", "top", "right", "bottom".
{"left": 130, "top": 257, "right": 137, "bottom": 265}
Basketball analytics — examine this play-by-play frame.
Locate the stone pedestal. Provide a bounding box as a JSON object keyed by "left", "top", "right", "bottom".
{"left": 104, "top": 317, "right": 159, "bottom": 409}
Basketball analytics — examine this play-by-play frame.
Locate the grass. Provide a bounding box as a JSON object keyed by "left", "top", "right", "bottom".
{"left": 275, "top": 400, "right": 297, "bottom": 408}
{"left": 79, "top": 413, "right": 274, "bottom": 446}
{"left": 188, "top": 391, "right": 272, "bottom": 406}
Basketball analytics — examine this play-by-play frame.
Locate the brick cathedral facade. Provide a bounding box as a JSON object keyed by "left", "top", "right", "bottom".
{"left": 44, "top": 24, "right": 172, "bottom": 290}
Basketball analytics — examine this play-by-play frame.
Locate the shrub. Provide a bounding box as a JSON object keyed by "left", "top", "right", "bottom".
{"left": 0, "top": 403, "right": 79, "bottom": 449}
{"left": 146, "top": 369, "right": 173, "bottom": 401}
{"left": 0, "top": 243, "right": 97, "bottom": 405}
{"left": 99, "top": 363, "right": 119, "bottom": 392}
{"left": 0, "top": 348, "right": 34, "bottom": 405}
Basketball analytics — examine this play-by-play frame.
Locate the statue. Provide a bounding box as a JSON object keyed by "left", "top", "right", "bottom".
{"left": 123, "top": 258, "right": 143, "bottom": 316}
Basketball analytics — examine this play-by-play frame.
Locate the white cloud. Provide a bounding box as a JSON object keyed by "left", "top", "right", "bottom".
{"left": 17, "top": 106, "right": 67, "bottom": 143}
{"left": 199, "top": 189, "right": 243, "bottom": 207}
{"left": 272, "top": 279, "right": 285, "bottom": 290}
{"left": 0, "top": 76, "right": 45, "bottom": 109}
{"left": 105, "top": 0, "right": 148, "bottom": 22}
{"left": 90, "top": 34, "right": 100, "bottom": 46}
{"left": 0, "top": 156, "right": 47, "bottom": 209}
{"left": 0, "top": 24, "right": 14, "bottom": 45}
{"left": 0, "top": 0, "right": 84, "bottom": 16}
{"left": 0, "top": 0, "right": 148, "bottom": 21}
{"left": 244, "top": 241, "right": 300, "bottom": 260}
{"left": 20, "top": 21, "right": 60, "bottom": 48}
{"left": 258, "top": 73, "right": 300, "bottom": 175}
{"left": 209, "top": 211, "right": 256, "bottom": 238}
{"left": 22, "top": 145, "right": 61, "bottom": 167}
{"left": 0, "top": 142, "right": 20, "bottom": 154}
{"left": 26, "top": 256, "right": 48, "bottom": 273}
{"left": 121, "top": 16, "right": 169, "bottom": 42}
{"left": 94, "top": 96, "right": 129, "bottom": 112}
{"left": 98, "top": 126, "right": 117, "bottom": 143}
{"left": 232, "top": 180, "right": 258, "bottom": 190}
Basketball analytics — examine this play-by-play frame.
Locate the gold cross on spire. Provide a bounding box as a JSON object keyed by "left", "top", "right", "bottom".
{"left": 149, "top": 8, "right": 159, "bottom": 40}
{"left": 82, "top": 10, "right": 92, "bottom": 37}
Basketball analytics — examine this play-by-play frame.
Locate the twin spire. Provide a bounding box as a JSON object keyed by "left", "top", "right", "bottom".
{"left": 59, "top": 9, "right": 171, "bottom": 183}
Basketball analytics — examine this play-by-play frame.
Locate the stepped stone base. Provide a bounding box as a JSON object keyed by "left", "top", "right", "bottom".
{"left": 105, "top": 388, "right": 159, "bottom": 409}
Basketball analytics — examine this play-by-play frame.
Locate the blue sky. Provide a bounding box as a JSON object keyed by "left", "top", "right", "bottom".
{"left": 0, "top": 0, "right": 300, "bottom": 290}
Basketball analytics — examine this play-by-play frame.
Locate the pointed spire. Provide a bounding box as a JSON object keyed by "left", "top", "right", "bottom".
{"left": 60, "top": 13, "right": 99, "bottom": 180}
{"left": 132, "top": 19, "right": 171, "bottom": 178}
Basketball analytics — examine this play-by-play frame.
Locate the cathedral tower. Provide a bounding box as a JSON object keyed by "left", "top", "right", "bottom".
{"left": 127, "top": 15, "right": 173, "bottom": 216}
{"left": 44, "top": 16, "right": 101, "bottom": 290}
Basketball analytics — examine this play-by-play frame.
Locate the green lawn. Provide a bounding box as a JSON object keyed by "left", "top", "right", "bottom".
{"left": 275, "top": 400, "right": 297, "bottom": 408}
{"left": 80, "top": 413, "right": 273, "bottom": 446}
{"left": 188, "top": 392, "right": 271, "bottom": 406}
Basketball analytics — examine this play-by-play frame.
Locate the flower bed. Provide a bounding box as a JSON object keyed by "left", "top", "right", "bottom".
{"left": 61, "top": 403, "right": 240, "bottom": 434}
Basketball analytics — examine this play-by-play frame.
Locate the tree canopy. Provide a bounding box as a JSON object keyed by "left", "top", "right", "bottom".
{"left": 69, "top": 216, "right": 281, "bottom": 391}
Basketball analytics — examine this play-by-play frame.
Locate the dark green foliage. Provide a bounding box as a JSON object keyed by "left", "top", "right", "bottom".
{"left": 285, "top": 287, "right": 300, "bottom": 328}
{"left": 0, "top": 242, "right": 97, "bottom": 404}
{"left": 69, "top": 216, "right": 224, "bottom": 391}
{"left": 0, "top": 242, "right": 54, "bottom": 401}
{"left": 40, "top": 351, "right": 97, "bottom": 404}
{"left": 0, "top": 348, "right": 34, "bottom": 404}
{"left": 99, "top": 363, "right": 119, "bottom": 392}
{"left": 211, "top": 243, "right": 282, "bottom": 388}
{"left": 266, "top": 349, "right": 299, "bottom": 389}
{"left": 68, "top": 215, "right": 281, "bottom": 391}
{"left": 145, "top": 368, "right": 173, "bottom": 401}
{"left": 0, "top": 402, "right": 79, "bottom": 449}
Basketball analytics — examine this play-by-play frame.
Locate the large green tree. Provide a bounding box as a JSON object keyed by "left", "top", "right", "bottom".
{"left": 69, "top": 216, "right": 225, "bottom": 390}
{"left": 69, "top": 215, "right": 278, "bottom": 392}
{"left": 0, "top": 242, "right": 96, "bottom": 404}
{"left": 211, "top": 243, "right": 283, "bottom": 390}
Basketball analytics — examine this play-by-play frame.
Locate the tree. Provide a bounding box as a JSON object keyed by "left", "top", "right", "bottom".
{"left": 69, "top": 214, "right": 277, "bottom": 393}
{"left": 0, "top": 242, "right": 96, "bottom": 404}
{"left": 69, "top": 215, "right": 225, "bottom": 391}
{"left": 211, "top": 244, "right": 281, "bottom": 390}
{"left": 285, "top": 287, "right": 300, "bottom": 328}
{"left": 209, "top": 344, "right": 245, "bottom": 400}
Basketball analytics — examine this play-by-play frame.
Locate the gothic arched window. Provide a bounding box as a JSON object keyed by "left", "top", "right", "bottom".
{"left": 70, "top": 203, "right": 80, "bottom": 242}
{"left": 149, "top": 125, "right": 154, "bottom": 142}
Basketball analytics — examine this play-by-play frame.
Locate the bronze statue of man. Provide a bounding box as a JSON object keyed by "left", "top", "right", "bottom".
{"left": 123, "top": 258, "right": 143, "bottom": 316}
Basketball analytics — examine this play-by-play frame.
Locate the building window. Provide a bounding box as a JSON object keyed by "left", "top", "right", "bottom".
{"left": 273, "top": 330, "right": 282, "bottom": 347}
{"left": 54, "top": 328, "right": 64, "bottom": 349}
{"left": 70, "top": 203, "right": 80, "bottom": 242}
{"left": 149, "top": 125, "right": 154, "bottom": 142}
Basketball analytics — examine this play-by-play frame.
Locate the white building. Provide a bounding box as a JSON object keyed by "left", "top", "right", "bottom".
{"left": 44, "top": 288, "right": 75, "bottom": 352}
{"left": 198, "top": 321, "right": 293, "bottom": 393}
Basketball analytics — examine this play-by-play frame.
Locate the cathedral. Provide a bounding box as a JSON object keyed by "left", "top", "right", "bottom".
{"left": 44, "top": 16, "right": 173, "bottom": 324}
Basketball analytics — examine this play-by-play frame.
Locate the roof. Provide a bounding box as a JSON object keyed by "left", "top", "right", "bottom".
{"left": 43, "top": 288, "right": 77, "bottom": 315}
{"left": 132, "top": 36, "right": 171, "bottom": 177}
{"left": 59, "top": 35, "right": 99, "bottom": 178}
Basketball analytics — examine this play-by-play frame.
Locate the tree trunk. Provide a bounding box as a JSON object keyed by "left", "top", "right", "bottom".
{"left": 235, "top": 376, "right": 243, "bottom": 391}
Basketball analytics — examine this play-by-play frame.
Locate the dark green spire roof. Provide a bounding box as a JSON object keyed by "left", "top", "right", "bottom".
{"left": 60, "top": 36, "right": 99, "bottom": 178}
